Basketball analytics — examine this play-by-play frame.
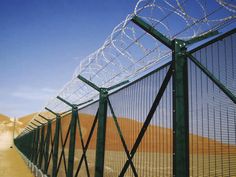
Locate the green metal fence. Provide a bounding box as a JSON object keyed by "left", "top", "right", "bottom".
{"left": 14, "top": 16, "right": 236, "bottom": 177}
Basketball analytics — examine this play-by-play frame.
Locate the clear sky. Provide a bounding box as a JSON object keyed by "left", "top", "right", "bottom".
{"left": 0, "top": 0, "right": 235, "bottom": 118}
{"left": 0, "top": 0, "right": 135, "bottom": 118}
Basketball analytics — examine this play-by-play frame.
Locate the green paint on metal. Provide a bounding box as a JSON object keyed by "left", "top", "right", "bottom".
{"left": 95, "top": 88, "right": 108, "bottom": 177}
{"left": 188, "top": 54, "right": 236, "bottom": 104}
{"left": 44, "top": 121, "right": 51, "bottom": 174}
{"left": 67, "top": 107, "right": 78, "bottom": 177}
{"left": 45, "top": 107, "right": 59, "bottom": 116}
{"left": 76, "top": 113, "right": 90, "bottom": 176}
{"left": 29, "top": 125, "right": 36, "bottom": 129}
{"left": 76, "top": 99, "right": 93, "bottom": 107}
{"left": 131, "top": 15, "right": 172, "bottom": 49}
{"left": 38, "top": 125, "right": 45, "bottom": 168}
{"left": 172, "top": 39, "right": 189, "bottom": 177}
{"left": 31, "top": 129, "right": 36, "bottom": 162}
{"left": 56, "top": 95, "right": 93, "bottom": 176}
{"left": 108, "top": 98, "right": 138, "bottom": 176}
{"left": 107, "top": 80, "right": 129, "bottom": 91}
{"left": 189, "top": 28, "right": 236, "bottom": 54}
{"left": 26, "top": 127, "right": 32, "bottom": 131}
{"left": 119, "top": 64, "right": 173, "bottom": 176}
{"left": 39, "top": 114, "right": 50, "bottom": 121}
{"left": 77, "top": 73, "right": 129, "bottom": 177}
{"left": 57, "top": 96, "right": 74, "bottom": 108}
{"left": 77, "top": 75, "right": 100, "bottom": 91}
{"left": 185, "top": 30, "right": 219, "bottom": 45}
{"left": 52, "top": 115, "right": 61, "bottom": 177}
{"left": 35, "top": 119, "right": 44, "bottom": 125}
{"left": 56, "top": 123, "right": 68, "bottom": 175}
{"left": 35, "top": 127, "right": 40, "bottom": 165}
{"left": 75, "top": 111, "right": 98, "bottom": 177}
{"left": 31, "top": 122, "right": 39, "bottom": 127}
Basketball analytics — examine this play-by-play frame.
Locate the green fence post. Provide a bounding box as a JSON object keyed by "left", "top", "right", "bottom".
{"left": 30, "top": 129, "right": 36, "bottom": 163}
{"left": 95, "top": 88, "right": 108, "bottom": 177}
{"left": 172, "top": 39, "right": 189, "bottom": 177}
{"left": 52, "top": 115, "right": 60, "bottom": 177}
{"left": 77, "top": 75, "right": 128, "bottom": 177}
{"left": 67, "top": 106, "right": 77, "bottom": 177}
{"left": 56, "top": 96, "right": 77, "bottom": 177}
{"left": 34, "top": 126, "right": 40, "bottom": 165}
{"left": 28, "top": 132, "right": 34, "bottom": 160}
{"left": 38, "top": 125, "right": 45, "bottom": 169}
{"left": 44, "top": 120, "right": 52, "bottom": 174}
{"left": 45, "top": 107, "right": 61, "bottom": 177}
{"left": 56, "top": 96, "right": 94, "bottom": 177}
{"left": 53, "top": 116, "right": 60, "bottom": 177}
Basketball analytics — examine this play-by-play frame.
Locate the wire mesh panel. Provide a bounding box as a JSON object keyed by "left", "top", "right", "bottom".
{"left": 37, "top": 125, "right": 45, "bottom": 170}
{"left": 35, "top": 128, "right": 41, "bottom": 166}
{"left": 41, "top": 124, "right": 48, "bottom": 173}
{"left": 105, "top": 64, "right": 173, "bottom": 176}
{"left": 47, "top": 120, "right": 56, "bottom": 177}
{"left": 57, "top": 114, "right": 71, "bottom": 177}
{"left": 74, "top": 102, "right": 99, "bottom": 177}
{"left": 14, "top": 28, "right": 236, "bottom": 177}
{"left": 188, "top": 30, "right": 236, "bottom": 177}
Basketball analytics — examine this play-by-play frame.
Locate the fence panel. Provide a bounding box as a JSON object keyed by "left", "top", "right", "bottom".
{"left": 188, "top": 30, "right": 236, "bottom": 176}
{"left": 105, "top": 64, "right": 173, "bottom": 177}
{"left": 14, "top": 29, "right": 236, "bottom": 177}
{"left": 74, "top": 102, "right": 99, "bottom": 177}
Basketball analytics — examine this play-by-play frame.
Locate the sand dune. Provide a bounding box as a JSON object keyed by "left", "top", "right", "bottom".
{"left": 1, "top": 112, "right": 235, "bottom": 176}
{"left": 17, "top": 113, "right": 37, "bottom": 127}
{"left": 0, "top": 114, "right": 10, "bottom": 122}
{"left": 44, "top": 112, "right": 236, "bottom": 155}
{"left": 2, "top": 111, "right": 234, "bottom": 155}
{"left": 0, "top": 113, "right": 36, "bottom": 140}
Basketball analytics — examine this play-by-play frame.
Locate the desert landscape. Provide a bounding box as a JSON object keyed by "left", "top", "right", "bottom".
{"left": 0, "top": 113, "right": 35, "bottom": 177}
{"left": 42, "top": 112, "right": 236, "bottom": 177}
{"left": 1, "top": 112, "right": 235, "bottom": 177}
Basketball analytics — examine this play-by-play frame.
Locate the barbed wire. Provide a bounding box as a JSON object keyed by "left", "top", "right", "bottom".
{"left": 23, "top": 0, "right": 235, "bottom": 134}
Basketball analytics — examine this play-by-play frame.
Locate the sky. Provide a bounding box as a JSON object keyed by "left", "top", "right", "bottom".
{"left": 0, "top": 0, "right": 235, "bottom": 118}
{"left": 0, "top": 0, "right": 135, "bottom": 118}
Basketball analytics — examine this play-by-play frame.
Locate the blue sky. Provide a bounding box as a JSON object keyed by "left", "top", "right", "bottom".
{"left": 0, "top": 0, "right": 235, "bottom": 118}
{"left": 0, "top": 0, "right": 135, "bottom": 118}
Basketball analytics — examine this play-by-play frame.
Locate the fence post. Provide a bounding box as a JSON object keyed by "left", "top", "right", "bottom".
{"left": 38, "top": 113, "right": 52, "bottom": 174}
{"left": 77, "top": 75, "right": 128, "bottom": 177}
{"left": 45, "top": 107, "right": 61, "bottom": 177}
{"left": 33, "top": 124, "right": 40, "bottom": 165}
{"left": 95, "top": 88, "right": 108, "bottom": 177}
{"left": 52, "top": 115, "right": 60, "bottom": 177}
{"left": 27, "top": 131, "right": 34, "bottom": 160}
{"left": 56, "top": 96, "right": 78, "bottom": 177}
{"left": 131, "top": 15, "right": 190, "bottom": 176}
{"left": 31, "top": 127, "right": 39, "bottom": 164}
{"left": 65, "top": 106, "right": 77, "bottom": 177}
{"left": 30, "top": 129, "right": 36, "bottom": 162}
{"left": 44, "top": 120, "right": 52, "bottom": 174}
{"left": 172, "top": 39, "right": 189, "bottom": 177}
{"left": 56, "top": 96, "right": 94, "bottom": 177}
{"left": 38, "top": 125, "right": 45, "bottom": 169}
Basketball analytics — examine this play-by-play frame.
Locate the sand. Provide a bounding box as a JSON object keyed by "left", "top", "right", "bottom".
{"left": 0, "top": 113, "right": 33, "bottom": 177}
{"left": 4, "top": 112, "right": 236, "bottom": 176}
{"left": 0, "top": 148, "right": 34, "bottom": 177}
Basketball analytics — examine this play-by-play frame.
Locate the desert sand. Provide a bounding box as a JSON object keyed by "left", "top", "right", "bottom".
{"left": 5, "top": 112, "right": 236, "bottom": 176}
{"left": 43, "top": 112, "right": 236, "bottom": 177}
{"left": 0, "top": 114, "right": 34, "bottom": 177}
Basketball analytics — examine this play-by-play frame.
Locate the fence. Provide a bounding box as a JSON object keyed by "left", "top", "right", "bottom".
{"left": 14, "top": 15, "right": 236, "bottom": 177}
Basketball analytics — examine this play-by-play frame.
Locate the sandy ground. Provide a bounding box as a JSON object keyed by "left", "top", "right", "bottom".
{"left": 1, "top": 113, "right": 235, "bottom": 177}
{"left": 53, "top": 148, "right": 236, "bottom": 177}
{"left": 0, "top": 148, "right": 34, "bottom": 177}
{"left": 0, "top": 128, "right": 34, "bottom": 177}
